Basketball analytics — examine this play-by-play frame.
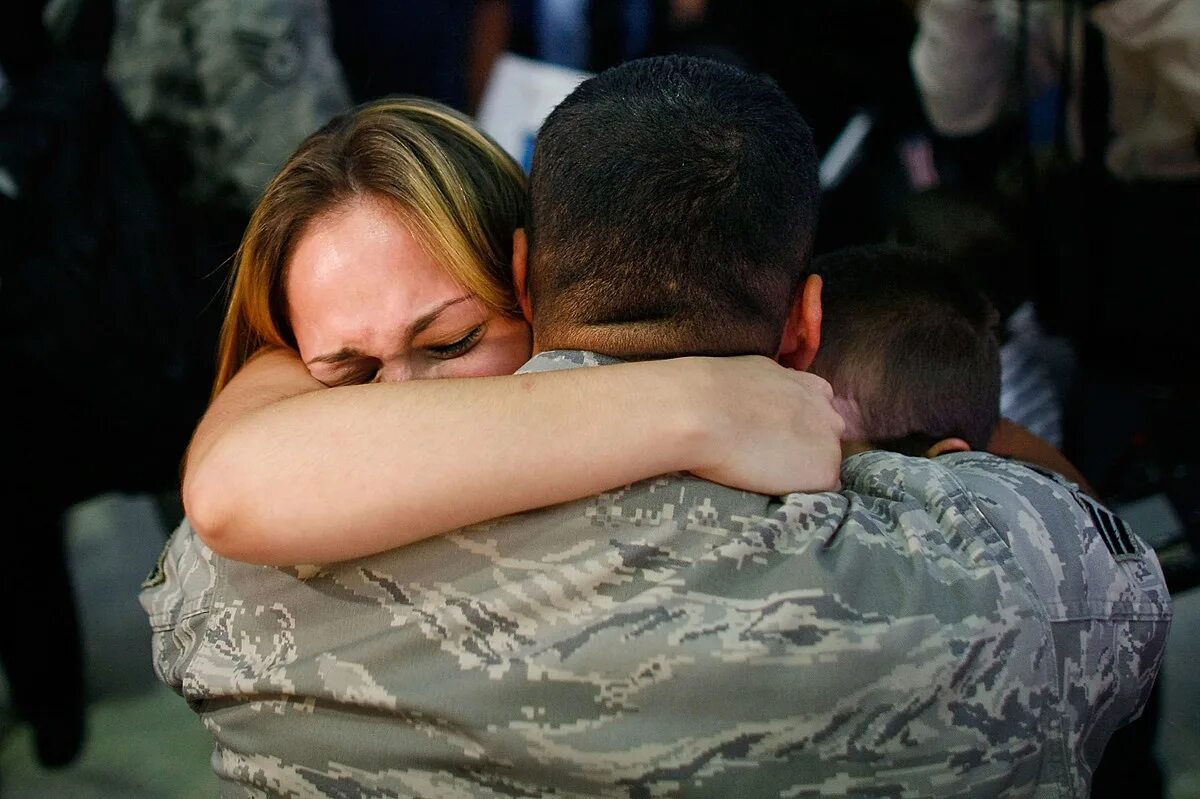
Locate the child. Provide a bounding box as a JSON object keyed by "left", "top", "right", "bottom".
{"left": 809, "top": 244, "right": 1001, "bottom": 460}
{"left": 890, "top": 189, "right": 1070, "bottom": 449}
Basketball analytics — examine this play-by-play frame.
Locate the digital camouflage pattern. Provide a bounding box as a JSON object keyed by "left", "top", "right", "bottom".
{"left": 108, "top": 0, "right": 350, "bottom": 209}
{"left": 142, "top": 351, "right": 1172, "bottom": 797}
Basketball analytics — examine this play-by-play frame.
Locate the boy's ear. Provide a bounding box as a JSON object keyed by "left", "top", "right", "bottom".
{"left": 778, "top": 274, "right": 823, "bottom": 371}
{"left": 926, "top": 437, "right": 972, "bottom": 457}
{"left": 511, "top": 228, "right": 534, "bottom": 324}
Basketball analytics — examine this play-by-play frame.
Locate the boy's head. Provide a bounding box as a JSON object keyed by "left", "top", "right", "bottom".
{"left": 810, "top": 245, "right": 1001, "bottom": 458}
{"left": 519, "top": 55, "right": 820, "bottom": 360}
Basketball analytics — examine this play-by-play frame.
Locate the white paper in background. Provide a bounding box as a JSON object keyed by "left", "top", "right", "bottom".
{"left": 476, "top": 53, "right": 591, "bottom": 173}
{"left": 818, "top": 111, "right": 873, "bottom": 190}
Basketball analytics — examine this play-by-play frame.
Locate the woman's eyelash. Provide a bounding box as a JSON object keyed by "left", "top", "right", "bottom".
{"left": 317, "top": 325, "right": 487, "bottom": 382}
{"left": 428, "top": 326, "right": 484, "bottom": 358}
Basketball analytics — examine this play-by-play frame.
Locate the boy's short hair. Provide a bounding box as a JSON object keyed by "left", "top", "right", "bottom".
{"left": 810, "top": 245, "right": 1001, "bottom": 453}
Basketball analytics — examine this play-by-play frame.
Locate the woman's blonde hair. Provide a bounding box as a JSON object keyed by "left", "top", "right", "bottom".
{"left": 212, "top": 97, "right": 528, "bottom": 395}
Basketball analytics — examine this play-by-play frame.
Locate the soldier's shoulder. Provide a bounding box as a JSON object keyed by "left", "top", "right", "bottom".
{"left": 139, "top": 518, "right": 221, "bottom": 629}
{"left": 515, "top": 349, "right": 624, "bottom": 374}
{"left": 934, "top": 452, "right": 1173, "bottom": 620}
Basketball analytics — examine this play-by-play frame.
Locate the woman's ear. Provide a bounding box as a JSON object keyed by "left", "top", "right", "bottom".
{"left": 512, "top": 228, "right": 533, "bottom": 324}
{"left": 778, "top": 274, "right": 823, "bottom": 370}
{"left": 926, "top": 437, "right": 972, "bottom": 458}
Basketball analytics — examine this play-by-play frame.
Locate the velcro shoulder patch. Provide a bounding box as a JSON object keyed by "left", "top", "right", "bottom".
{"left": 1074, "top": 493, "right": 1143, "bottom": 561}
{"left": 142, "top": 545, "right": 168, "bottom": 589}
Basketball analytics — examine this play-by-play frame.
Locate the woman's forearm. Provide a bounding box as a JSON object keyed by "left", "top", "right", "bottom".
{"left": 184, "top": 351, "right": 843, "bottom": 566}
{"left": 187, "top": 361, "right": 702, "bottom": 564}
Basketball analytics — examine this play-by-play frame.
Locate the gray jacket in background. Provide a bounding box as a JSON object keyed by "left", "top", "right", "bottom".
{"left": 911, "top": 0, "right": 1200, "bottom": 180}
{"left": 108, "top": 0, "right": 350, "bottom": 210}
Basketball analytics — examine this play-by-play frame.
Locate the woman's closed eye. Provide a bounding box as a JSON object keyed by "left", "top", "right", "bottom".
{"left": 426, "top": 325, "right": 485, "bottom": 359}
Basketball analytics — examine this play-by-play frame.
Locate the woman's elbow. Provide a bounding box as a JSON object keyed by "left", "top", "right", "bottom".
{"left": 183, "top": 462, "right": 296, "bottom": 565}
{"left": 182, "top": 461, "right": 232, "bottom": 554}
{"left": 182, "top": 454, "right": 267, "bottom": 561}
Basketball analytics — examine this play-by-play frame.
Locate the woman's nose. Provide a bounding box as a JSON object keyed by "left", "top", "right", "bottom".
{"left": 374, "top": 360, "right": 416, "bottom": 383}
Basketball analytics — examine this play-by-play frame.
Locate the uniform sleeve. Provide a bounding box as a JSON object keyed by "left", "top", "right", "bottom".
{"left": 937, "top": 452, "right": 1173, "bottom": 793}
{"left": 139, "top": 518, "right": 220, "bottom": 699}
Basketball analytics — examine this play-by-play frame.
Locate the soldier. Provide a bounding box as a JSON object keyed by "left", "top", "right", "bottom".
{"left": 145, "top": 57, "right": 1170, "bottom": 796}
{"left": 108, "top": 0, "right": 350, "bottom": 211}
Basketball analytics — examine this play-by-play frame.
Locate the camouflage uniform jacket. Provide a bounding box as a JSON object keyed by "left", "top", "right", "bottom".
{"left": 141, "top": 350, "right": 1172, "bottom": 797}
{"left": 108, "top": 0, "right": 350, "bottom": 210}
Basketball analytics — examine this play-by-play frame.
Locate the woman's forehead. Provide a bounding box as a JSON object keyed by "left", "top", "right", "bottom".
{"left": 286, "top": 199, "right": 475, "bottom": 351}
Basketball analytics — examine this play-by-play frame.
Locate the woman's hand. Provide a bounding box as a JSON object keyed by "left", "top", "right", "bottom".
{"left": 680, "top": 356, "right": 845, "bottom": 495}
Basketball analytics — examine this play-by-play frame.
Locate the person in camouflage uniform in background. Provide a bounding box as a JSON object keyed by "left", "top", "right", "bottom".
{"left": 108, "top": 0, "right": 350, "bottom": 210}
{"left": 143, "top": 57, "right": 1171, "bottom": 797}
{"left": 106, "top": 0, "right": 355, "bottom": 460}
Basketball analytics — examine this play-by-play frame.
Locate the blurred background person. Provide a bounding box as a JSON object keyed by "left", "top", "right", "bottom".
{"left": 911, "top": 2, "right": 1200, "bottom": 795}
{"left": 911, "top": 0, "right": 1199, "bottom": 471}
{"left": 1, "top": 0, "right": 351, "bottom": 768}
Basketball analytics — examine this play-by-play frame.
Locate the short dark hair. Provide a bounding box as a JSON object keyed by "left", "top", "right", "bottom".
{"left": 527, "top": 56, "right": 819, "bottom": 358}
{"left": 810, "top": 245, "right": 1001, "bottom": 453}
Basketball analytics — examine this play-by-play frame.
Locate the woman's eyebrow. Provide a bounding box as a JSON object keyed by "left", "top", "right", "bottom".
{"left": 306, "top": 347, "right": 366, "bottom": 367}
{"left": 305, "top": 296, "right": 475, "bottom": 365}
{"left": 407, "top": 295, "right": 473, "bottom": 340}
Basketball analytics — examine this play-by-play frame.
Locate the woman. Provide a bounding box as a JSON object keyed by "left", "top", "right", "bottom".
{"left": 183, "top": 97, "right": 844, "bottom": 565}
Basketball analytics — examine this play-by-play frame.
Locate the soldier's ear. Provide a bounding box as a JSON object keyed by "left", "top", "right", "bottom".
{"left": 512, "top": 228, "right": 533, "bottom": 324}
{"left": 778, "top": 274, "right": 822, "bottom": 371}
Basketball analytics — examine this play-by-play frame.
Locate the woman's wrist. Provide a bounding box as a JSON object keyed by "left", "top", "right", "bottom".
{"left": 658, "top": 357, "right": 727, "bottom": 475}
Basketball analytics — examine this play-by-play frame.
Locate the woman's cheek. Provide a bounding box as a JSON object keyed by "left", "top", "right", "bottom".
{"left": 479, "top": 320, "right": 533, "bottom": 375}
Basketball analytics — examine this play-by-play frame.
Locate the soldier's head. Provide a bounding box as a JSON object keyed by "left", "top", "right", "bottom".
{"left": 215, "top": 97, "right": 531, "bottom": 394}
{"left": 809, "top": 245, "right": 1002, "bottom": 458}
{"left": 514, "top": 56, "right": 823, "bottom": 365}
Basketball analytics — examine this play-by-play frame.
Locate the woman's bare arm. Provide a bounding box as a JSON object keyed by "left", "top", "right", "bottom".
{"left": 183, "top": 348, "right": 844, "bottom": 565}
